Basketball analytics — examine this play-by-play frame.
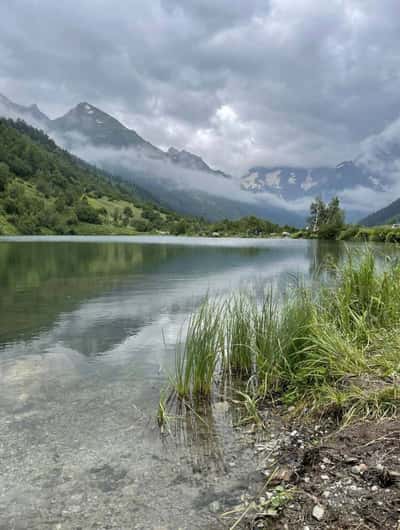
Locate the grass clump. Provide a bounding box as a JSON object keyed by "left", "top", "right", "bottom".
{"left": 169, "top": 249, "right": 400, "bottom": 424}
{"left": 173, "top": 298, "right": 223, "bottom": 400}
{"left": 225, "top": 295, "right": 253, "bottom": 377}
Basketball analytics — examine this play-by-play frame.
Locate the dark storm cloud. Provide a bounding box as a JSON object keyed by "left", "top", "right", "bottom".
{"left": 1, "top": 0, "right": 400, "bottom": 177}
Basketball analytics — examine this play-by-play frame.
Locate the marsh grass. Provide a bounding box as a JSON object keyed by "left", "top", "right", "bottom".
{"left": 157, "top": 391, "right": 171, "bottom": 435}
{"left": 169, "top": 249, "right": 400, "bottom": 424}
{"left": 232, "top": 389, "right": 264, "bottom": 427}
{"left": 172, "top": 298, "right": 224, "bottom": 400}
{"left": 225, "top": 294, "right": 253, "bottom": 377}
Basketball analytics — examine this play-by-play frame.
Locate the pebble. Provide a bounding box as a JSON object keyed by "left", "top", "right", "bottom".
{"left": 209, "top": 501, "right": 220, "bottom": 513}
{"left": 351, "top": 463, "right": 368, "bottom": 474}
{"left": 312, "top": 504, "right": 325, "bottom": 521}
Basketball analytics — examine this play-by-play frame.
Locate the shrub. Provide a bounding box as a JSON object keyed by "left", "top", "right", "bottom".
{"left": 385, "top": 231, "right": 400, "bottom": 243}
{"left": 75, "top": 200, "right": 101, "bottom": 224}
{"left": 338, "top": 226, "right": 360, "bottom": 241}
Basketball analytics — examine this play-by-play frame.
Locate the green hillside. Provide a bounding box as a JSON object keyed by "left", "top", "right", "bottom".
{"left": 0, "top": 118, "right": 191, "bottom": 235}
{"left": 360, "top": 196, "right": 400, "bottom": 227}
{"left": 0, "top": 118, "right": 292, "bottom": 237}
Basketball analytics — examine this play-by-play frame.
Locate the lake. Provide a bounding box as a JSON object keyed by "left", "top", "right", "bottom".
{"left": 0, "top": 236, "right": 387, "bottom": 529}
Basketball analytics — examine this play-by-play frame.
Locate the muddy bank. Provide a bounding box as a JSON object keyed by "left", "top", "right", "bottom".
{"left": 218, "top": 413, "right": 400, "bottom": 529}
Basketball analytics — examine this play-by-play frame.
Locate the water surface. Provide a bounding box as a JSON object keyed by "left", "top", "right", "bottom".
{"left": 0, "top": 236, "right": 382, "bottom": 529}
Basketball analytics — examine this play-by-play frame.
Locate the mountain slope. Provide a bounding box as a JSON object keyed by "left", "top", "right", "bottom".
{"left": 0, "top": 93, "right": 50, "bottom": 126}
{"left": 241, "top": 162, "right": 384, "bottom": 201}
{"left": 0, "top": 93, "right": 303, "bottom": 224}
{"left": 166, "top": 147, "right": 230, "bottom": 178}
{"left": 0, "top": 118, "right": 296, "bottom": 235}
{"left": 0, "top": 93, "right": 232, "bottom": 176}
{"left": 0, "top": 118, "right": 186, "bottom": 235}
{"left": 359, "top": 198, "right": 400, "bottom": 226}
{"left": 51, "top": 102, "right": 165, "bottom": 158}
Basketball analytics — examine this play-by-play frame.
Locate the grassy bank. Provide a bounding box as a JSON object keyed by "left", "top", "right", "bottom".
{"left": 168, "top": 249, "right": 400, "bottom": 424}
{"left": 291, "top": 224, "right": 400, "bottom": 243}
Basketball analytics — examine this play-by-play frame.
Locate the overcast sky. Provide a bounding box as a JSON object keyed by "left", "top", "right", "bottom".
{"left": 1, "top": 0, "right": 400, "bottom": 175}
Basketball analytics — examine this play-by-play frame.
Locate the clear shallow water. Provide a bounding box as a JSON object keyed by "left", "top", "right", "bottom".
{"left": 0, "top": 236, "right": 386, "bottom": 529}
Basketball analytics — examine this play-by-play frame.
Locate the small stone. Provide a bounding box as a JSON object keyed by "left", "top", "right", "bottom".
{"left": 321, "top": 474, "right": 329, "bottom": 481}
{"left": 322, "top": 457, "right": 332, "bottom": 465}
{"left": 209, "top": 501, "right": 220, "bottom": 513}
{"left": 351, "top": 463, "right": 368, "bottom": 474}
{"left": 322, "top": 490, "right": 331, "bottom": 498}
{"left": 371, "top": 485, "right": 378, "bottom": 492}
{"left": 344, "top": 456, "right": 358, "bottom": 464}
{"left": 312, "top": 504, "right": 325, "bottom": 521}
{"left": 268, "top": 466, "right": 294, "bottom": 485}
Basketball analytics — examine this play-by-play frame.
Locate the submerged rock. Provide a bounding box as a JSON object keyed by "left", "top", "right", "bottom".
{"left": 208, "top": 501, "right": 220, "bottom": 513}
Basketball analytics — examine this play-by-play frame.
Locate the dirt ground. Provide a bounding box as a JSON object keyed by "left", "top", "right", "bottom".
{"left": 227, "top": 417, "right": 400, "bottom": 530}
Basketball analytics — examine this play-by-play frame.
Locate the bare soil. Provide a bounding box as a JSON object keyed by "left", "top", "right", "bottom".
{"left": 236, "top": 417, "right": 400, "bottom": 529}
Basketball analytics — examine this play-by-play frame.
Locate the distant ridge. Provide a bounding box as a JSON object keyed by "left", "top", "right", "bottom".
{"left": 0, "top": 92, "right": 303, "bottom": 225}
{"left": 359, "top": 197, "right": 400, "bottom": 226}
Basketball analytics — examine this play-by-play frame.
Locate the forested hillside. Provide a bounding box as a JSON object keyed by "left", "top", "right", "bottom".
{"left": 0, "top": 118, "right": 188, "bottom": 235}
{"left": 0, "top": 118, "right": 289, "bottom": 237}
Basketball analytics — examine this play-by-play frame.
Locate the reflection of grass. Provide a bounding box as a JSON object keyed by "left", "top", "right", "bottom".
{"left": 169, "top": 249, "right": 400, "bottom": 424}
{"left": 0, "top": 241, "right": 150, "bottom": 343}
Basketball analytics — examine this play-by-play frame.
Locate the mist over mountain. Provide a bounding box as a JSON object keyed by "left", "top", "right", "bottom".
{"left": 0, "top": 93, "right": 306, "bottom": 225}
{"left": 0, "top": 93, "right": 50, "bottom": 127}
{"left": 241, "top": 161, "right": 385, "bottom": 205}
{"left": 3, "top": 91, "right": 400, "bottom": 225}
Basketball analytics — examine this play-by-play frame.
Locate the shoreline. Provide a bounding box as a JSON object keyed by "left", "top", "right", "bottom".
{"left": 218, "top": 406, "right": 400, "bottom": 529}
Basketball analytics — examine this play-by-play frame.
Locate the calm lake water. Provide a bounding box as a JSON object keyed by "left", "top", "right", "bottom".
{"left": 0, "top": 236, "right": 391, "bottom": 529}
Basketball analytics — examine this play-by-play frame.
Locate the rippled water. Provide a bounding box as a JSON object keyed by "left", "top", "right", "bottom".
{"left": 0, "top": 236, "right": 383, "bottom": 529}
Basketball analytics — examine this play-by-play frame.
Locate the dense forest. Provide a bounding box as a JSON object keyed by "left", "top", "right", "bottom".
{"left": 0, "top": 118, "right": 289, "bottom": 237}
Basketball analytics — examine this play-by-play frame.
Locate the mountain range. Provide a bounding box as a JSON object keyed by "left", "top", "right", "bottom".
{"left": 0, "top": 94, "right": 231, "bottom": 179}
{"left": 241, "top": 162, "right": 384, "bottom": 203}
{"left": 0, "top": 92, "right": 395, "bottom": 225}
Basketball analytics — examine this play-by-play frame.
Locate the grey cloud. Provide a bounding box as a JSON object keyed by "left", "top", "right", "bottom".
{"left": 1, "top": 0, "right": 400, "bottom": 183}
